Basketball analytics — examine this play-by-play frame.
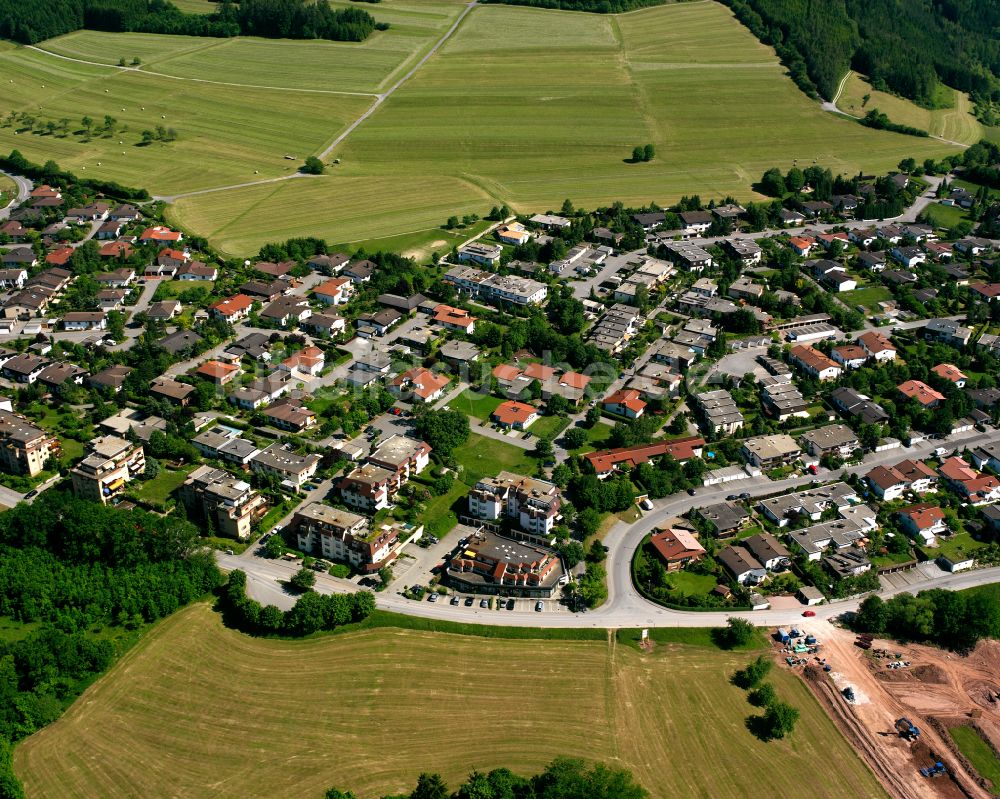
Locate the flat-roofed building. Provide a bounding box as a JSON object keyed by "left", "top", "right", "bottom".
{"left": 70, "top": 435, "right": 145, "bottom": 504}
{"left": 339, "top": 463, "right": 396, "bottom": 512}
{"left": 800, "top": 424, "right": 860, "bottom": 459}
{"left": 180, "top": 465, "right": 266, "bottom": 540}
{"left": 446, "top": 529, "right": 563, "bottom": 597}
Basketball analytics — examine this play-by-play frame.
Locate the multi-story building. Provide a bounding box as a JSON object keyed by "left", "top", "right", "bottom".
{"left": 696, "top": 389, "right": 745, "bottom": 436}
{"left": 741, "top": 434, "right": 801, "bottom": 469}
{"left": 443, "top": 265, "right": 548, "bottom": 306}
{"left": 180, "top": 465, "right": 266, "bottom": 540}
{"left": 339, "top": 462, "right": 395, "bottom": 512}
{"left": 367, "top": 435, "right": 431, "bottom": 481}
{"left": 0, "top": 410, "right": 58, "bottom": 476}
{"left": 294, "top": 502, "right": 402, "bottom": 572}
{"left": 446, "top": 529, "right": 563, "bottom": 597}
{"left": 70, "top": 435, "right": 145, "bottom": 504}
{"left": 467, "top": 471, "right": 562, "bottom": 537}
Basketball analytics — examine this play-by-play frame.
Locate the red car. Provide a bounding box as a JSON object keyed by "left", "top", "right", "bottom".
{"left": 802, "top": 610, "right": 816, "bottom": 617}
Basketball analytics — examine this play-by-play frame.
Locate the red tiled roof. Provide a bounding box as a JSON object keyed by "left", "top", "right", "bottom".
{"left": 492, "top": 364, "right": 522, "bottom": 382}
{"left": 584, "top": 437, "right": 705, "bottom": 474}
{"left": 931, "top": 363, "right": 966, "bottom": 383}
{"left": 492, "top": 400, "right": 537, "bottom": 426}
{"left": 898, "top": 503, "right": 944, "bottom": 530}
{"left": 898, "top": 379, "right": 944, "bottom": 406}
{"left": 857, "top": 331, "right": 895, "bottom": 354}
{"left": 45, "top": 247, "right": 74, "bottom": 266}
{"left": 604, "top": 389, "right": 646, "bottom": 413}
{"left": 196, "top": 360, "right": 238, "bottom": 380}
{"left": 210, "top": 294, "right": 254, "bottom": 316}
{"left": 559, "top": 371, "right": 591, "bottom": 390}
{"left": 523, "top": 362, "right": 556, "bottom": 381}
{"left": 650, "top": 527, "right": 705, "bottom": 563}
{"left": 140, "top": 226, "right": 181, "bottom": 242}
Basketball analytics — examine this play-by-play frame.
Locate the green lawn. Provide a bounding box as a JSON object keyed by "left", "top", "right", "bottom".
{"left": 950, "top": 726, "right": 1000, "bottom": 795}
{"left": 568, "top": 421, "right": 613, "bottom": 454}
{"left": 529, "top": 414, "right": 569, "bottom": 441}
{"left": 133, "top": 467, "right": 195, "bottom": 507}
{"left": 666, "top": 569, "right": 717, "bottom": 597}
{"left": 417, "top": 479, "right": 467, "bottom": 538}
{"left": 452, "top": 432, "right": 539, "bottom": 486}
{"left": 332, "top": 218, "right": 494, "bottom": 263}
{"left": 451, "top": 390, "right": 503, "bottom": 421}
{"left": 925, "top": 532, "right": 989, "bottom": 563}
{"left": 169, "top": 0, "right": 953, "bottom": 254}
{"left": 841, "top": 285, "right": 893, "bottom": 312}
{"left": 920, "top": 202, "right": 970, "bottom": 231}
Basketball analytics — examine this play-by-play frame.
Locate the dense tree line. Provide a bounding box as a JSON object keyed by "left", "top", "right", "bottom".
{"left": 221, "top": 570, "right": 375, "bottom": 637}
{"left": 0, "top": 0, "right": 381, "bottom": 44}
{"left": 1, "top": 150, "right": 149, "bottom": 201}
{"left": 0, "top": 492, "right": 223, "bottom": 796}
{"left": 481, "top": 0, "right": 666, "bottom": 12}
{"left": 325, "top": 756, "right": 648, "bottom": 799}
{"left": 860, "top": 109, "right": 929, "bottom": 138}
{"left": 854, "top": 589, "right": 1000, "bottom": 651}
{"left": 720, "top": 0, "right": 1000, "bottom": 106}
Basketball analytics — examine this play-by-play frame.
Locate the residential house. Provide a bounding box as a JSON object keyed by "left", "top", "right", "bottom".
{"left": 718, "top": 546, "right": 767, "bottom": 586}
{"left": 343, "top": 260, "right": 374, "bottom": 283}
{"left": 279, "top": 345, "right": 325, "bottom": 377}
{"left": 831, "top": 345, "right": 868, "bottom": 369}
{"left": 931, "top": 363, "right": 967, "bottom": 388}
{"left": 195, "top": 360, "right": 239, "bottom": 386}
{"left": 856, "top": 331, "right": 896, "bottom": 361}
{"left": 897, "top": 503, "right": 946, "bottom": 546}
{"left": 175, "top": 262, "right": 217, "bottom": 281}
{"left": 88, "top": 365, "right": 132, "bottom": 394}
{"left": 492, "top": 400, "right": 538, "bottom": 430}
{"left": 251, "top": 443, "right": 320, "bottom": 490}
{"left": 314, "top": 277, "right": 353, "bottom": 306}
{"left": 741, "top": 434, "right": 800, "bottom": 469}
{"left": 603, "top": 388, "right": 646, "bottom": 419}
{"left": 649, "top": 524, "right": 706, "bottom": 571}
{"left": 584, "top": 437, "right": 704, "bottom": 479}
{"left": 789, "top": 344, "right": 842, "bottom": 381}
{"left": 146, "top": 300, "right": 182, "bottom": 321}
{"left": 263, "top": 398, "right": 317, "bottom": 432}
{"left": 432, "top": 304, "right": 476, "bottom": 334}
{"left": 150, "top": 377, "right": 195, "bottom": 405}
{"left": 63, "top": 311, "right": 106, "bottom": 331}
{"left": 209, "top": 294, "right": 254, "bottom": 324}
{"left": 302, "top": 312, "right": 346, "bottom": 338}
{"left": 389, "top": 367, "right": 450, "bottom": 403}
{"left": 697, "top": 501, "right": 750, "bottom": 537}
{"left": 139, "top": 226, "right": 182, "bottom": 243}
{"left": 898, "top": 379, "right": 945, "bottom": 408}
{"left": 938, "top": 456, "right": 1000, "bottom": 505}
{"left": 260, "top": 296, "right": 312, "bottom": 327}
{"left": 356, "top": 308, "right": 402, "bottom": 338}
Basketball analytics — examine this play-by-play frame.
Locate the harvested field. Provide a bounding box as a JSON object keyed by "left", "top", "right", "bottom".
{"left": 14, "top": 603, "right": 886, "bottom": 799}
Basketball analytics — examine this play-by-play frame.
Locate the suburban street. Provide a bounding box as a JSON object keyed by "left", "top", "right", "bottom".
{"left": 221, "top": 422, "right": 1000, "bottom": 629}
{"left": 0, "top": 170, "right": 32, "bottom": 220}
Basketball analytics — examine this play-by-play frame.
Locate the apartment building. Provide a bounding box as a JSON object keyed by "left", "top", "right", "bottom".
{"left": 180, "top": 465, "right": 266, "bottom": 540}
{"left": 0, "top": 410, "right": 58, "bottom": 477}
{"left": 294, "top": 502, "right": 401, "bottom": 572}
{"left": 467, "top": 471, "right": 562, "bottom": 537}
{"left": 70, "top": 435, "right": 145, "bottom": 504}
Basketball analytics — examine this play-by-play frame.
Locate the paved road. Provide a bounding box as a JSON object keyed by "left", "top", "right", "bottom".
{"left": 222, "top": 423, "right": 1000, "bottom": 626}
{"left": 0, "top": 170, "right": 31, "bottom": 221}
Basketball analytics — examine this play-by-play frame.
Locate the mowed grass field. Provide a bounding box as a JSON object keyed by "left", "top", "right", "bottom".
{"left": 40, "top": 0, "right": 468, "bottom": 94}
{"left": 0, "top": 46, "right": 370, "bottom": 194}
{"left": 837, "top": 72, "right": 983, "bottom": 146}
{"left": 13, "top": 603, "right": 886, "bottom": 799}
{"left": 171, "top": 1, "right": 956, "bottom": 255}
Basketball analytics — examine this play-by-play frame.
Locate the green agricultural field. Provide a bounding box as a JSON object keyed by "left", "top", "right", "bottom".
{"left": 171, "top": 1, "right": 955, "bottom": 254}
{"left": 837, "top": 72, "right": 982, "bottom": 146}
{"left": 0, "top": 47, "right": 370, "bottom": 195}
{"left": 14, "top": 603, "right": 887, "bottom": 799}
{"left": 950, "top": 726, "right": 1000, "bottom": 794}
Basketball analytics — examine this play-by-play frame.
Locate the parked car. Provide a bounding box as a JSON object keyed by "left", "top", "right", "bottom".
{"left": 686, "top": 488, "right": 697, "bottom": 496}
{"left": 802, "top": 610, "right": 816, "bottom": 617}
{"left": 535, "top": 601, "right": 544, "bottom": 612}
{"left": 640, "top": 498, "right": 653, "bottom": 510}
{"left": 506, "top": 599, "right": 515, "bottom": 610}
{"left": 464, "top": 597, "right": 474, "bottom": 606}
{"left": 450, "top": 596, "right": 460, "bottom": 605}
{"left": 24, "top": 489, "right": 38, "bottom": 499}
{"left": 428, "top": 593, "right": 439, "bottom": 603}
{"left": 480, "top": 598, "right": 489, "bottom": 608}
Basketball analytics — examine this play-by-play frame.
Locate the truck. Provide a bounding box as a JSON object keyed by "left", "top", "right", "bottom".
{"left": 842, "top": 687, "right": 856, "bottom": 702}
{"left": 776, "top": 628, "right": 791, "bottom": 644}
{"left": 920, "top": 762, "right": 946, "bottom": 778}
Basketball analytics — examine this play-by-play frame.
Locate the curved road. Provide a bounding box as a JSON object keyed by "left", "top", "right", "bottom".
{"left": 222, "top": 426, "right": 1000, "bottom": 629}
{"left": 0, "top": 169, "right": 32, "bottom": 220}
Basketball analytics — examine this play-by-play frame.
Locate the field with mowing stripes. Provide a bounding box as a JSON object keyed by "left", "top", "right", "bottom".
{"left": 837, "top": 72, "right": 983, "bottom": 146}
{"left": 171, "top": 1, "right": 954, "bottom": 254}
{"left": 0, "top": 47, "right": 370, "bottom": 194}
{"left": 13, "top": 603, "right": 886, "bottom": 799}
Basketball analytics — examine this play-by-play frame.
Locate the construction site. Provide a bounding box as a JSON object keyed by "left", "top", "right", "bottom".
{"left": 776, "top": 621, "right": 1000, "bottom": 799}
